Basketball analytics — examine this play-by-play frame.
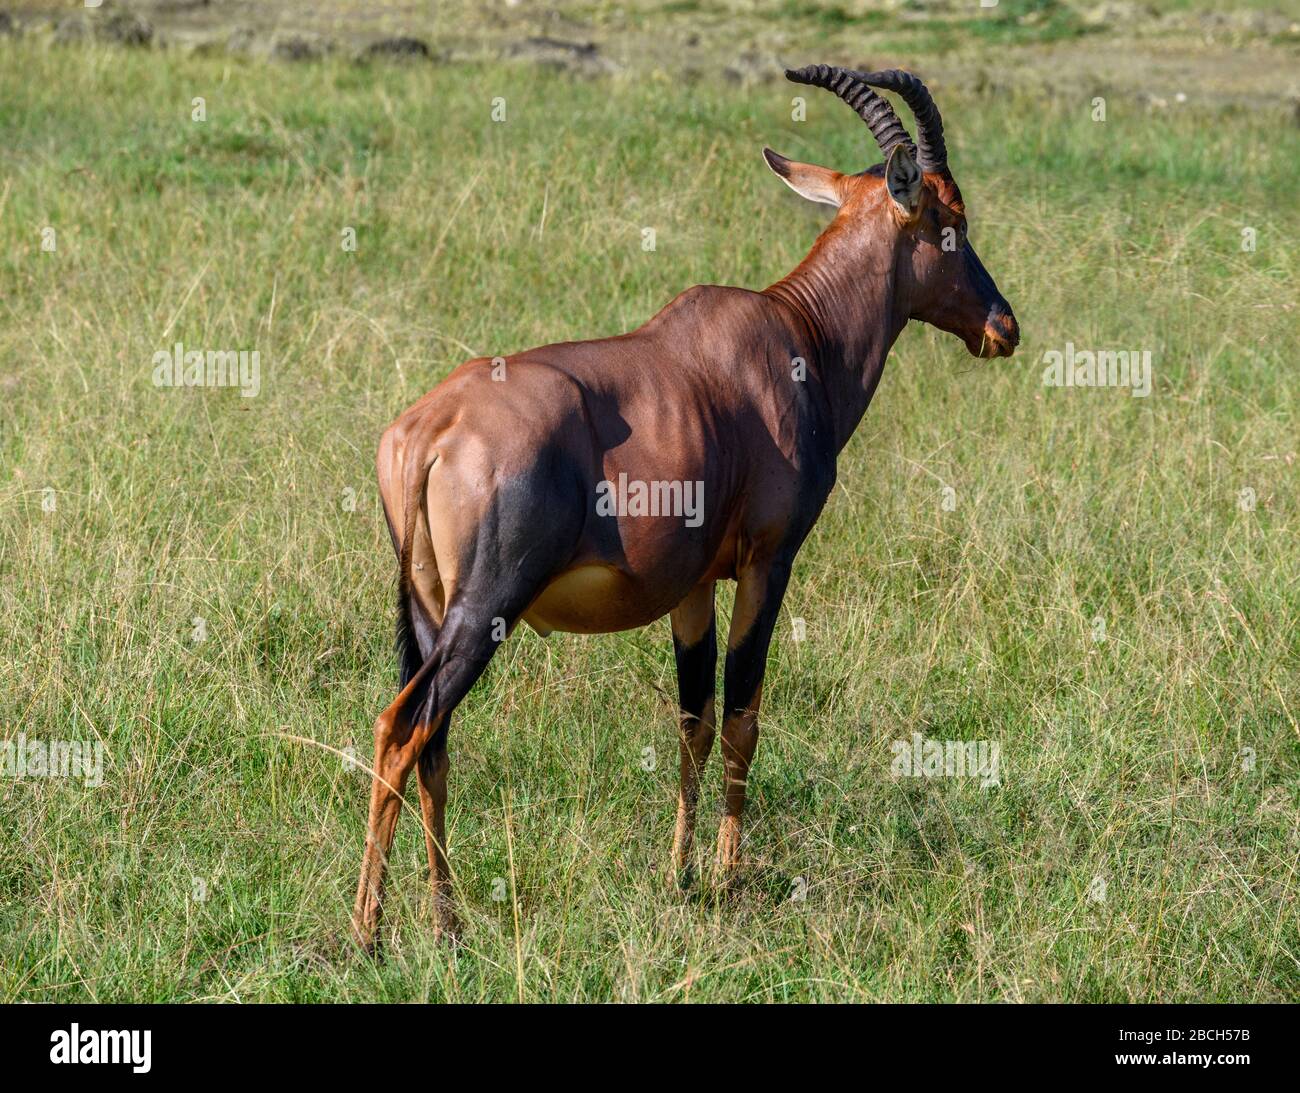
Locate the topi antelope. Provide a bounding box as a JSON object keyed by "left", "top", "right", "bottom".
{"left": 351, "top": 64, "right": 1019, "bottom": 949}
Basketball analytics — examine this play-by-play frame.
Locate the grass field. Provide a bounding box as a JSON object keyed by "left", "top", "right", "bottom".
{"left": 0, "top": 7, "right": 1297, "bottom": 1002}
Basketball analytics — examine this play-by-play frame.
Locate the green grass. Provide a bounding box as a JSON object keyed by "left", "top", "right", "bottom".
{"left": 0, "top": 36, "right": 1296, "bottom": 1002}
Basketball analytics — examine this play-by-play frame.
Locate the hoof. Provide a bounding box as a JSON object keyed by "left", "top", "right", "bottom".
{"left": 348, "top": 918, "right": 382, "bottom": 960}
{"left": 711, "top": 859, "right": 744, "bottom": 893}
{"left": 430, "top": 902, "right": 462, "bottom": 945}
{"left": 347, "top": 937, "right": 382, "bottom": 962}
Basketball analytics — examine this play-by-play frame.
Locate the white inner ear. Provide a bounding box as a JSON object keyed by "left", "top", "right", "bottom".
{"left": 763, "top": 148, "right": 842, "bottom": 208}
{"left": 886, "top": 146, "right": 922, "bottom": 212}
{"left": 779, "top": 171, "right": 841, "bottom": 207}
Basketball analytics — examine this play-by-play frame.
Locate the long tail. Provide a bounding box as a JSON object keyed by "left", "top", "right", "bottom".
{"left": 395, "top": 578, "right": 424, "bottom": 690}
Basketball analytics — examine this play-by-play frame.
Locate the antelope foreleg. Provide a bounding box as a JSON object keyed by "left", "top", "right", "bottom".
{"left": 669, "top": 581, "right": 717, "bottom": 886}
{"left": 715, "top": 556, "right": 792, "bottom": 877}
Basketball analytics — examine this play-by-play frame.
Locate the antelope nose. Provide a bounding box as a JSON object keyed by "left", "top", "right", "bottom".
{"left": 985, "top": 305, "right": 1019, "bottom": 355}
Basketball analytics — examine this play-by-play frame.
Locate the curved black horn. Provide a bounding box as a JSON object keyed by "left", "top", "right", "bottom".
{"left": 849, "top": 68, "right": 947, "bottom": 174}
{"left": 784, "top": 64, "right": 915, "bottom": 161}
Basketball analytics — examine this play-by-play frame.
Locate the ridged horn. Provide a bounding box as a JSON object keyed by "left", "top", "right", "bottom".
{"left": 784, "top": 64, "right": 916, "bottom": 161}
{"left": 848, "top": 68, "right": 947, "bottom": 174}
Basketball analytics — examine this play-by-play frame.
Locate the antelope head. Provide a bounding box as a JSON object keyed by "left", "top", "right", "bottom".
{"left": 766, "top": 65, "right": 1019, "bottom": 359}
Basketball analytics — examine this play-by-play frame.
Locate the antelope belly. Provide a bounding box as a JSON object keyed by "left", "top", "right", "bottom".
{"left": 523, "top": 565, "right": 662, "bottom": 635}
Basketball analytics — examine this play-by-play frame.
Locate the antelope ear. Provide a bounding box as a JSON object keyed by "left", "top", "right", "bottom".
{"left": 884, "top": 143, "right": 922, "bottom": 213}
{"left": 763, "top": 148, "right": 844, "bottom": 208}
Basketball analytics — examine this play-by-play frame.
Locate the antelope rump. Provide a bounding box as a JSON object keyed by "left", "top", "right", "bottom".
{"left": 351, "top": 64, "right": 1020, "bottom": 950}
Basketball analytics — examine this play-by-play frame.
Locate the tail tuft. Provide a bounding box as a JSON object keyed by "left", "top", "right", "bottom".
{"left": 395, "top": 578, "right": 424, "bottom": 688}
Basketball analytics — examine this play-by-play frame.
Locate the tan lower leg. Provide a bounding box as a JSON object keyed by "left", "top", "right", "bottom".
{"left": 716, "top": 708, "right": 759, "bottom": 870}
{"left": 351, "top": 776, "right": 406, "bottom": 948}
{"left": 350, "top": 708, "right": 422, "bottom": 950}
{"left": 416, "top": 746, "right": 459, "bottom": 938}
{"left": 672, "top": 697, "right": 716, "bottom": 875}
